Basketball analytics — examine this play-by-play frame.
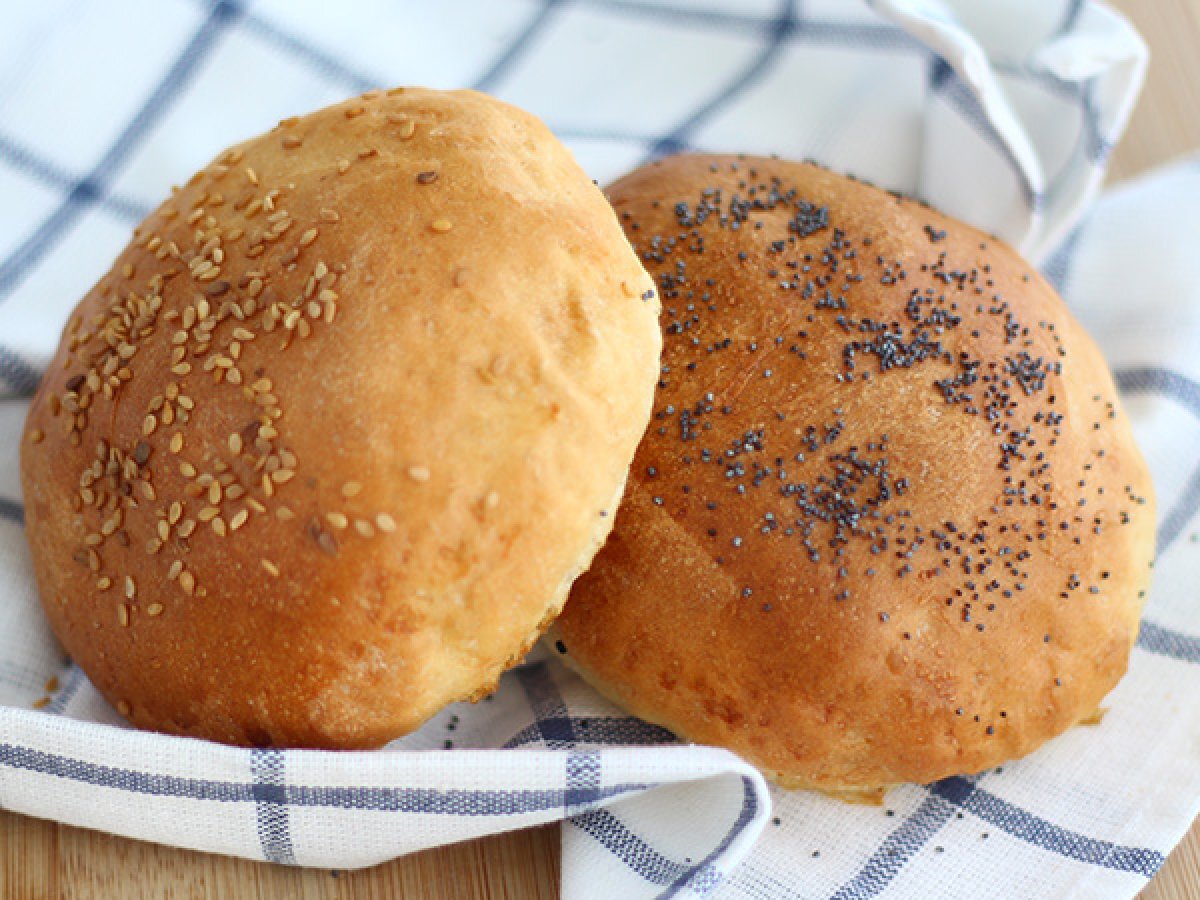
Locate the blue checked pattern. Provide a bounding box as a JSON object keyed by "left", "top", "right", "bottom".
{"left": 0, "top": 2, "right": 1197, "bottom": 899}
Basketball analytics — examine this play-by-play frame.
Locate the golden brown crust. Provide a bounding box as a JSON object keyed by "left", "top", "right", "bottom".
{"left": 19, "top": 88, "right": 661, "bottom": 748}
{"left": 554, "top": 154, "right": 1155, "bottom": 791}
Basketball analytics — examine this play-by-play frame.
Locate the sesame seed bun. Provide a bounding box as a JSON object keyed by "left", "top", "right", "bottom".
{"left": 551, "top": 154, "right": 1155, "bottom": 795}
{"left": 19, "top": 88, "right": 661, "bottom": 749}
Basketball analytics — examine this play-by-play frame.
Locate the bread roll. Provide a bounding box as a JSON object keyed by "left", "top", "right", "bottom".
{"left": 20, "top": 88, "right": 661, "bottom": 749}
{"left": 553, "top": 154, "right": 1155, "bottom": 795}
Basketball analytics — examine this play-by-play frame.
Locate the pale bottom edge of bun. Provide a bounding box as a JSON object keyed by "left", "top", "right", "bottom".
{"left": 540, "top": 623, "right": 1117, "bottom": 802}
{"left": 461, "top": 472, "right": 633, "bottom": 707}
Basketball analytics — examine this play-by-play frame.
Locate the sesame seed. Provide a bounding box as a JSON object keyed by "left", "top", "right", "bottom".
{"left": 124, "top": 576, "right": 136, "bottom": 599}
{"left": 341, "top": 481, "right": 362, "bottom": 498}
{"left": 28, "top": 428, "right": 44, "bottom": 444}
{"left": 408, "top": 466, "right": 431, "bottom": 482}
{"left": 116, "top": 701, "right": 131, "bottom": 717}
{"left": 230, "top": 508, "right": 249, "bottom": 531}
{"left": 354, "top": 519, "right": 375, "bottom": 537}
{"left": 375, "top": 513, "right": 397, "bottom": 533}
{"left": 326, "top": 512, "right": 349, "bottom": 529}
{"left": 147, "top": 603, "right": 164, "bottom": 617}
{"left": 170, "top": 432, "right": 184, "bottom": 453}
{"left": 142, "top": 415, "right": 157, "bottom": 436}
{"left": 431, "top": 219, "right": 453, "bottom": 234}
{"left": 261, "top": 559, "right": 280, "bottom": 577}
{"left": 211, "top": 517, "right": 227, "bottom": 536}
{"left": 275, "top": 506, "right": 295, "bottom": 521}
{"left": 118, "top": 604, "right": 130, "bottom": 627}
{"left": 299, "top": 227, "right": 318, "bottom": 247}
{"left": 228, "top": 433, "right": 243, "bottom": 455}
{"left": 167, "top": 560, "right": 183, "bottom": 581}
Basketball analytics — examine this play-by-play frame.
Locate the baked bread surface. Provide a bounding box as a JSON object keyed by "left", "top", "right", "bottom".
{"left": 20, "top": 88, "right": 661, "bottom": 748}
{"left": 554, "top": 154, "right": 1155, "bottom": 791}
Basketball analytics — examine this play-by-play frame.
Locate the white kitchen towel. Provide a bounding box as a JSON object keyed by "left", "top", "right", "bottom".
{"left": 0, "top": 1, "right": 1196, "bottom": 898}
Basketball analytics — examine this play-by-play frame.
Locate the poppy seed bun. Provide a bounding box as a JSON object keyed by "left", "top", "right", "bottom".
{"left": 552, "top": 154, "right": 1155, "bottom": 794}
{"left": 19, "top": 88, "right": 661, "bottom": 749}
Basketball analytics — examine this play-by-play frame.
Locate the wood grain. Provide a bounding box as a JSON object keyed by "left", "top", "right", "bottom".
{"left": 4, "top": 0, "right": 1197, "bottom": 897}
{"left": 1145, "top": 827, "right": 1200, "bottom": 900}
{"left": 1106, "top": 0, "right": 1200, "bottom": 184}
{"left": 0, "top": 811, "right": 560, "bottom": 900}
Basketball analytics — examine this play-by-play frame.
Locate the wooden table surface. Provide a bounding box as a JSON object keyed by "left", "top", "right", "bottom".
{"left": 4, "top": 1, "right": 1198, "bottom": 897}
